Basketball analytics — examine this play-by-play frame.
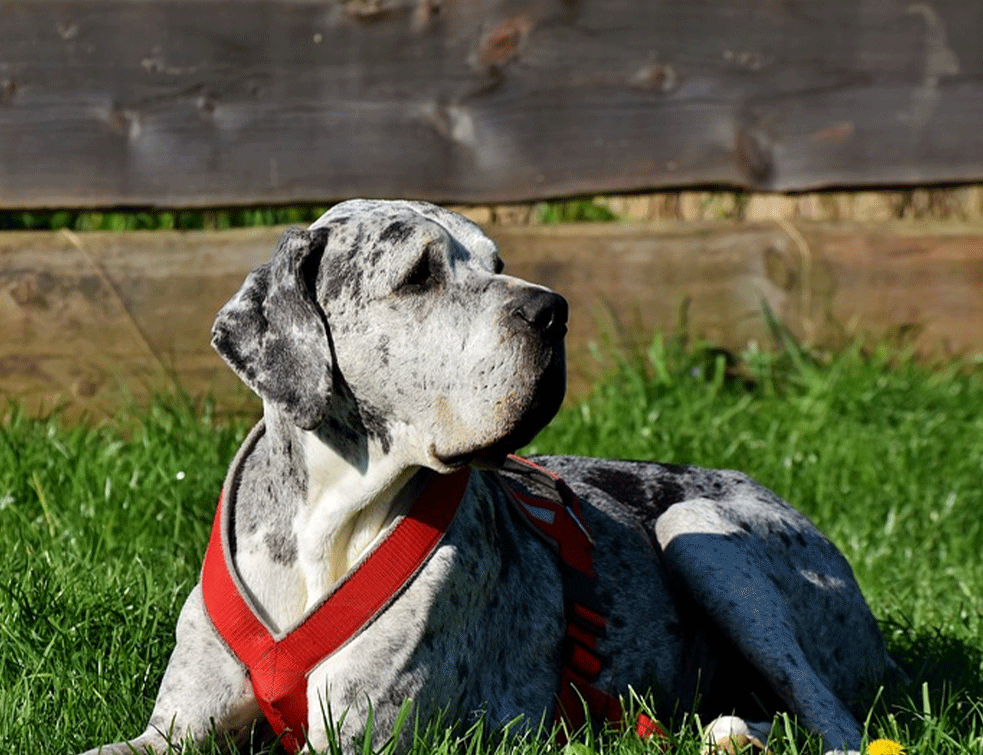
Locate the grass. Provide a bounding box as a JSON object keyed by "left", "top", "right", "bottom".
{"left": 0, "top": 207, "right": 334, "bottom": 232}
{"left": 0, "top": 199, "right": 610, "bottom": 231}
{"left": 2, "top": 341, "right": 982, "bottom": 753}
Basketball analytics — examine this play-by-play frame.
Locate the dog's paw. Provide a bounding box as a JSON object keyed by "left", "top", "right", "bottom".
{"left": 76, "top": 731, "right": 172, "bottom": 755}
{"left": 701, "top": 715, "right": 769, "bottom": 754}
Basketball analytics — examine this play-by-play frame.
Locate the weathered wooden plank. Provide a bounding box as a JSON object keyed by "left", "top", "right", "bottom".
{"left": 3, "top": 221, "right": 983, "bottom": 419}
{"left": 0, "top": 228, "right": 272, "bottom": 416}
{"left": 1, "top": 0, "right": 982, "bottom": 208}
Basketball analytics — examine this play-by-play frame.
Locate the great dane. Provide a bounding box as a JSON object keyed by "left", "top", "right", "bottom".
{"left": 77, "top": 200, "right": 899, "bottom": 755}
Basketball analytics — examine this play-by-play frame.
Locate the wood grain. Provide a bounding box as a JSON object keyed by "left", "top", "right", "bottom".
{"left": 1, "top": 0, "right": 981, "bottom": 208}
{"left": 3, "top": 222, "right": 983, "bottom": 419}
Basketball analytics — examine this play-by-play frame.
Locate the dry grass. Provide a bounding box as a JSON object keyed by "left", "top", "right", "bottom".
{"left": 4, "top": 187, "right": 983, "bottom": 231}
{"left": 451, "top": 186, "right": 983, "bottom": 225}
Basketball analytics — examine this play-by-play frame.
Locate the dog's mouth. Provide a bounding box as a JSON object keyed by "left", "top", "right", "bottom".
{"left": 432, "top": 344, "right": 566, "bottom": 470}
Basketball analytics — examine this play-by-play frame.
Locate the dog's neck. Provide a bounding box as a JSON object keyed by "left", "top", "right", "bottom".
{"left": 233, "top": 407, "right": 431, "bottom": 629}
{"left": 296, "top": 422, "right": 423, "bottom": 603}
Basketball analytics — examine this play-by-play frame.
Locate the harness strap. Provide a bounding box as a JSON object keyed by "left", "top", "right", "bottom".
{"left": 201, "top": 467, "right": 471, "bottom": 753}
{"left": 202, "top": 456, "right": 665, "bottom": 752}
{"left": 501, "top": 456, "right": 667, "bottom": 742}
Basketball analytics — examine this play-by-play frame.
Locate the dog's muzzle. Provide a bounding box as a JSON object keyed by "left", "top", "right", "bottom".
{"left": 442, "top": 289, "right": 568, "bottom": 469}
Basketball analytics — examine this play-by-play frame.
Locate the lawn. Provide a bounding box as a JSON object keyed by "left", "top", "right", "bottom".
{"left": 1, "top": 340, "right": 981, "bottom": 754}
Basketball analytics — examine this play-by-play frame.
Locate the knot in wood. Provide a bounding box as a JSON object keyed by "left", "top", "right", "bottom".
{"left": 478, "top": 17, "right": 531, "bottom": 68}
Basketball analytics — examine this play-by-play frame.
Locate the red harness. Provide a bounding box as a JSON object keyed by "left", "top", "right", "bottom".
{"left": 201, "top": 456, "right": 664, "bottom": 753}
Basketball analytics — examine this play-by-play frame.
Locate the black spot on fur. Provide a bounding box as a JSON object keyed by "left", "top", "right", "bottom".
{"left": 264, "top": 532, "right": 298, "bottom": 566}
{"left": 320, "top": 258, "right": 361, "bottom": 302}
{"left": 650, "top": 479, "right": 686, "bottom": 517}
{"left": 346, "top": 225, "right": 366, "bottom": 259}
{"left": 379, "top": 220, "right": 414, "bottom": 244}
{"left": 584, "top": 466, "right": 646, "bottom": 504}
{"left": 212, "top": 327, "right": 252, "bottom": 379}
{"left": 360, "top": 403, "right": 393, "bottom": 454}
{"left": 583, "top": 465, "right": 684, "bottom": 521}
{"left": 300, "top": 229, "right": 329, "bottom": 295}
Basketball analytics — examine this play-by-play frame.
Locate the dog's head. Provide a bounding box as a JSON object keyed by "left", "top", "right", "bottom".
{"left": 212, "top": 199, "right": 567, "bottom": 468}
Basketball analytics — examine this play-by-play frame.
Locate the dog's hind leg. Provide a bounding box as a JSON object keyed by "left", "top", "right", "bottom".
{"left": 654, "top": 499, "right": 881, "bottom": 754}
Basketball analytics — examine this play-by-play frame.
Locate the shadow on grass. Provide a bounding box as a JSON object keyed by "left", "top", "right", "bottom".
{"left": 878, "top": 619, "right": 983, "bottom": 740}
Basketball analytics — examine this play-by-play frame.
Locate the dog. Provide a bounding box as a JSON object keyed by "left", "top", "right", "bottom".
{"left": 77, "top": 200, "right": 899, "bottom": 755}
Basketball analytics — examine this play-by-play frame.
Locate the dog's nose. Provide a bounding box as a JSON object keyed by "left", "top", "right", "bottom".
{"left": 514, "top": 290, "right": 569, "bottom": 342}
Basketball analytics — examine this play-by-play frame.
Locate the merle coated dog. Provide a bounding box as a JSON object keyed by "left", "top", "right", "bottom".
{"left": 77, "top": 200, "right": 899, "bottom": 755}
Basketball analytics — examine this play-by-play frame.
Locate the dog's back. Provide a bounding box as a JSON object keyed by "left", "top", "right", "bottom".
{"left": 526, "top": 456, "right": 894, "bottom": 740}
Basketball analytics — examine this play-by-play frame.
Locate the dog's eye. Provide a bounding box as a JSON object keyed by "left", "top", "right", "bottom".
{"left": 399, "top": 252, "right": 436, "bottom": 291}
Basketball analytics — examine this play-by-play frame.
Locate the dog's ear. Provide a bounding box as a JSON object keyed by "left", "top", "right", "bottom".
{"left": 212, "top": 227, "right": 333, "bottom": 430}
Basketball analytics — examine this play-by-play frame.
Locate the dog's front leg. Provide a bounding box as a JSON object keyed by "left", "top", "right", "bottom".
{"left": 78, "top": 584, "right": 261, "bottom": 755}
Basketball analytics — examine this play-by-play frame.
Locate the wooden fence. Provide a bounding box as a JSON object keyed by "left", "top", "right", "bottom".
{"left": 4, "top": 1, "right": 983, "bottom": 417}
{"left": 2, "top": 0, "right": 982, "bottom": 208}
{"left": 3, "top": 220, "right": 982, "bottom": 419}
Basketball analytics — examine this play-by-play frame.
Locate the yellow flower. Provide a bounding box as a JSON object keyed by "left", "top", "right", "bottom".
{"left": 867, "top": 739, "right": 905, "bottom": 755}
